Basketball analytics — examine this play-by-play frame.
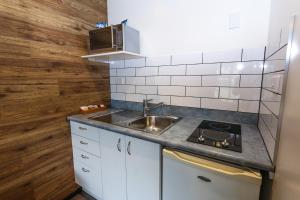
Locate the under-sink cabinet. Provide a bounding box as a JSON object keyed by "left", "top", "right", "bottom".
{"left": 70, "top": 121, "right": 161, "bottom": 200}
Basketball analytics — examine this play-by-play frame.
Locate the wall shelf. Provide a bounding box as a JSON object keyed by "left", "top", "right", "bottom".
{"left": 81, "top": 51, "right": 144, "bottom": 63}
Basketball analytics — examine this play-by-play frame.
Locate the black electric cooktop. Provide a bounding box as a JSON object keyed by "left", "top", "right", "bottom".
{"left": 187, "top": 120, "right": 242, "bottom": 152}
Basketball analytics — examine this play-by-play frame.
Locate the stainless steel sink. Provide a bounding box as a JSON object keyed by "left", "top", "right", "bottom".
{"left": 127, "top": 115, "right": 181, "bottom": 135}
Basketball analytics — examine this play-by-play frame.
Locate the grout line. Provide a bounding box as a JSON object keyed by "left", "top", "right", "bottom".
{"left": 241, "top": 48, "right": 244, "bottom": 62}
{"left": 111, "top": 92, "right": 259, "bottom": 101}
{"left": 111, "top": 73, "right": 263, "bottom": 78}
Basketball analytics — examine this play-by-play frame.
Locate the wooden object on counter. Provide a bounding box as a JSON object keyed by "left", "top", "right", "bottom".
{"left": 80, "top": 104, "right": 107, "bottom": 114}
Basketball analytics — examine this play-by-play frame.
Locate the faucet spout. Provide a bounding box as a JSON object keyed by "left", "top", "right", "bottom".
{"left": 143, "top": 99, "right": 164, "bottom": 117}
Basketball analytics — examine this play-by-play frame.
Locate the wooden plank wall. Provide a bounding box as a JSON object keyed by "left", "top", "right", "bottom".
{"left": 0, "top": 0, "right": 109, "bottom": 199}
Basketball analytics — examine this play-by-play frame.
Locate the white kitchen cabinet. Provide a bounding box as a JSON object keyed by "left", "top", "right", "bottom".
{"left": 100, "top": 129, "right": 127, "bottom": 200}
{"left": 70, "top": 122, "right": 102, "bottom": 200}
{"left": 70, "top": 121, "right": 161, "bottom": 200}
{"left": 74, "top": 161, "right": 102, "bottom": 198}
{"left": 100, "top": 129, "right": 161, "bottom": 200}
{"left": 125, "top": 136, "right": 161, "bottom": 200}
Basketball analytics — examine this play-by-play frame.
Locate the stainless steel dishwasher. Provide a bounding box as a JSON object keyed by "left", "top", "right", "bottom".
{"left": 162, "top": 149, "right": 262, "bottom": 200}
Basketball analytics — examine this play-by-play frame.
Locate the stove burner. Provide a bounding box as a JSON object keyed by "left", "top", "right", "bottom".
{"left": 201, "top": 129, "right": 233, "bottom": 141}
{"left": 187, "top": 120, "right": 242, "bottom": 153}
{"left": 208, "top": 122, "right": 231, "bottom": 131}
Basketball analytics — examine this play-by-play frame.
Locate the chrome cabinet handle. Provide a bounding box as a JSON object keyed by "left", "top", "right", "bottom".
{"left": 80, "top": 141, "right": 88, "bottom": 145}
{"left": 117, "top": 138, "right": 121, "bottom": 152}
{"left": 81, "top": 154, "right": 89, "bottom": 159}
{"left": 82, "top": 167, "right": 90, "bottom": 173}
{"left": 78, "top": 126, "right": 87, "bottom": 131}
{"left": 127, "top": 141, "right": 131, "bottom": 155}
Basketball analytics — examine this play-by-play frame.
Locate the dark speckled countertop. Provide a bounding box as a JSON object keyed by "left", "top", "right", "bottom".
{"left": 68, "top": 109, "right": 273, "bottom": 171}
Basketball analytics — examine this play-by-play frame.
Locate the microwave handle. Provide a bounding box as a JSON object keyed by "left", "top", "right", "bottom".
{"left": 112, "top": 26, "right": 119, "bottom": 50}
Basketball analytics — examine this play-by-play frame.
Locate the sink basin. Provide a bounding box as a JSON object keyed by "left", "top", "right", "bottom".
{"left": 127, "top": 115, "right": 181, "bottom": 135}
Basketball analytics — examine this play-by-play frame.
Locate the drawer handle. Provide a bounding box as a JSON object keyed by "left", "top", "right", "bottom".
{"left": 82, "top": 167, "right": 90, "bottom": 173}
{"left": 197, "top": 176, "right": 211, "bottom": 183}
{"left": 117, "top": 138, "right": 121, "bottom": 152}
{"left": 81, "top": 154, "right": 89, "bottom": 159}
{"left": 80, "top": 141, "right": 88, "bottom": 145}
{"left": 127, "top": 141, "right": 131, "bottom": 155}
{"left": 78, "top": 127, "right": 87, "bottom": 131}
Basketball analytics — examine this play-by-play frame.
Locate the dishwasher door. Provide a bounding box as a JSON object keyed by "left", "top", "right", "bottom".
{"left": 162, "top": 149, "right": 262, "bottom": 200}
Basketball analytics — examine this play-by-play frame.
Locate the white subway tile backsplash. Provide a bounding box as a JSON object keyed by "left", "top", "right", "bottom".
{"left": 117, "top": 85, "right": 135, "bottom": 93}
{"left": 110, "top": 77, "right": 125, "bottom": 85}
{"left": 267, "top": 45, "right": 287, "bottom": 60}
{"left": 110, "top": 69, "right": 117, "bottom": 76}
{"left": 240, "top": 75, "right": 262, "bottom": 87}
{"left": 136, "top": 86, "right": 157, "bottom": 94}
{"left": 158, "top": 86, "right": 185, "bottom": 96}
{"left": 261, "top": 89, "right": 281, "bottom": 116}
{"left": 159, "top": 65, "right": 186, "bottom": 75}
{"left": 110, "top": 85, "right": 117, "bottom": 93}
{"left": 125, "top": 58, "right": 145, "bottom": 68}
{"left": 201, "top": 98, "right": 238, "bottom": 111}
{"left": 136, "top": 67, "right": 158, "bottom": 76}
{"left": 111, "top": 93, "right": 126, "bottom": 101}
{"left": 117, "top": 68, "right": 135, "bottom": 76}
{"left": 126, "top": 93, "right": 146, "bottom": 102}
{"left": 126, "top": 77, "right": 145, "bottom": 85}
{"left": 171, "top": 76, "right": 201, "bottom": 86}
{"left": 109, "top": 49, "right": 266, "bottom": 113}
{"left": 260, "top": 103, "right": 278, "bottom": 139}
{"left": 220, "top": 88, "right": 261, "bottom": 100}
{"left": 186, "top": 87, "right": 219, "bottom": 98}
{"left": 203, "top": 49, "right": 242, "bottom": 63}
{"left": 263, "top": 60, "right": 286, "bottom": 73}
{"left": 172, "top": 53, "right": 202, "bottom": 65}
{"left": 238, "top": 100, "right": 259, "bottom": 113}
{"left": 171, "top": 96, "right": 200, "bottom": 108}
{"left": 186, "top": 63, "right": 220, "bottom": 75}
{"left": 202, "top": 75, "right": 240, "bottom": 87}
{"left": 258, "top": 118, "right": 275, "bottom": 161}
{"left": 263, "top": 72, "right": 284, "bottom": 94}
{"left": 242, "top": 47, "right": 265, "bottom": 61}
{"left": 221, "top": 61, "right": 263, "bottom": 74}
{"left": 146, "top": 76, "right": 170, "bottom": 85}
{"left": 146, "top": 95, "right": 171, "bottom": 105}
{"left": 146, "top": 56, "right": 171, "bottom": 66}
{"left": 110, "top": 60, "right": 125, "bottom": 68}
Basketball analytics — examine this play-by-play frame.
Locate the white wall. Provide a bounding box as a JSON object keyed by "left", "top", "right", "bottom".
{"left": 266, "top": 0, "right": 300, "bottom": 56}
{"left": 108, "top": 0, "right": 271, "bottom": 56}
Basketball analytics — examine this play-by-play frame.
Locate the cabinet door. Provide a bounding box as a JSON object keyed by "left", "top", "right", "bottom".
{"left": 100, "top": 129, "right": 127, "bottom": 200}
{"left": 125, "top": 136, "right": 161, "bottom": 200}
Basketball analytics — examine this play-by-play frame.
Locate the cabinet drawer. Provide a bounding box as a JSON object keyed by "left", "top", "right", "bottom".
{"left": 73, "top": 148, "right": 100, "bottom": 169}
{"left": 70, "top": 121, "right": 100, "bottom": 142}
{"left": 72, "top": 134, "right": 100, "bottom": 157}
{"left": 74, "top": 161, "right": 102, "bottom": 198}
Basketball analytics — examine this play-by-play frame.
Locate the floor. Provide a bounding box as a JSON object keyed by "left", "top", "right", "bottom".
{"left": 69, "top": 191, "right": 95, "bottom": 200}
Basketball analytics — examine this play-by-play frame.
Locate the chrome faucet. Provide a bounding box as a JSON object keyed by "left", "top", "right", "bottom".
{"left": 143, "top": 99, "right": 164, "bottom": 117}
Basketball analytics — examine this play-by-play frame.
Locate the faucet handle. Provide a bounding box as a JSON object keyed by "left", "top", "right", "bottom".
{"left": 143, "top": 98, "right": 153, "bottom": 103}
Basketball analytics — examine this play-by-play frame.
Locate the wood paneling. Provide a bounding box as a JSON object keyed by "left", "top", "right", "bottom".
{"left": 0, "top": 1, "right": 109, "bottom": 199}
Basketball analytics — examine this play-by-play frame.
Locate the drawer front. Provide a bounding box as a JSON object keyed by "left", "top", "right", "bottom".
{"left": 72, "top": 134, "right": 100, "bottom": 157}
{"left": 73, "top": 148, "right": 100, "bottom": 169}
{"left": 74, "top": 161, "right": 102, "bottom": 198}
{"left": 70, "top": 121, "right": 100, "bottom": 142}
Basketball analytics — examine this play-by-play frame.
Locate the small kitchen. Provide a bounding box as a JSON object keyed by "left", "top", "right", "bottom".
{"left": 1, "top": 0, "right": 300, "bottom": 200}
